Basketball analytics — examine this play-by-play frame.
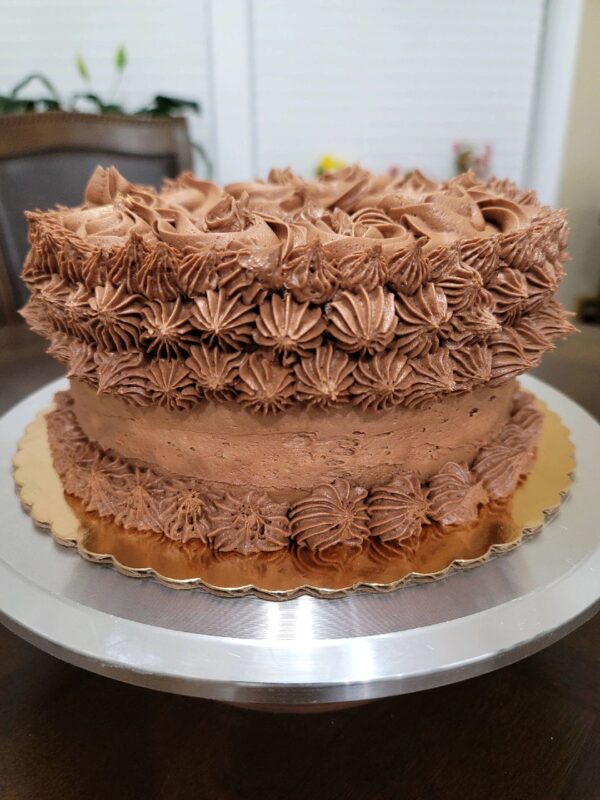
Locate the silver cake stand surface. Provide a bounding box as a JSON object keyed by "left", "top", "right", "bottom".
{"left": 0, "top": 375, "right": 599, "bottom": 708}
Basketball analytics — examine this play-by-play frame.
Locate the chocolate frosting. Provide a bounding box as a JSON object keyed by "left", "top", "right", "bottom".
{"left": 254, "top": 293, "right": 325, "bottom": 357}
{"left": 427, "top": 462, "right": 488, "bottom": 526}
{"left": 94, "top": 350, "right": 148, "bottom": 405}
{"left": 236, "top": 352, "right": 295, "bottom": 414}
{"left": 394, "top": 283, "right": 450, "bottom": 358}
{"left": 326, "top": 287, "right": 396, "bottom": 353}
{"left": 186, "top": 345, "right": 242, "bottom": 402}
{"left": 450, "top": 344, "right": 492, "bottom": 392}
{"left": 160, "top": 481, "right": 212, "bottom": 543}
{"left": 24, "top": 165, "right": 566, "bottom": 306}
{"left": 368, "top": 474, "right": 428, "bottom": 542}
{"left": 487, "top": 268, "right": 529, "bottom": 324}
{"left": 111, "top": 467, "right": 164, "bottom": 533}
{"left": 139, "top": 298, "right": 194, "bottom": 357}
{"left": 294, "top": 345, "right": 355, "bottom": 407}
{"left": 47, "top": 386, "right": 543, "bottom": 554}
{"left": 89, "top": 282, "right": 142, "bottom": 351}
{"left": 209, "top": 491, "right": 290, "bottom": 554}
{"left": 145, "top": 360, "right": 198, "bottom": 411}
{"left": 289, "top": 479, "right": 370, "bottom": 551}
{"left": 22, "top": 164, "right": 574, "bottom": 417}
{"left": 351, "top": 350, "right": 412, "bottom": 410}
{"left": 191, "top": 289, "right": 257, "bottom": 348}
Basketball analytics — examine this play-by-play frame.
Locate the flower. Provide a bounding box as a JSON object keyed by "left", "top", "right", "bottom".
{"left": 316, "top": 154, "right": 348, "bottom": 176}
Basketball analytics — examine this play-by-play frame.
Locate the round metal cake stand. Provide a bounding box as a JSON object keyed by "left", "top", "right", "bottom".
{"left": 0, "top": 375, "right": 599, "bottom": 708}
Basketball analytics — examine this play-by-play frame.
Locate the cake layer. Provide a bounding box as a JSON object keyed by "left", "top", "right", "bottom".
{"left": 20, "top": 165, "right": 575, "bottom": 415}
{"left": 70, "top": 378, "right": 515, "bottom": 498}
{"left": 47, "top": 387, "right": 544, "bottom": 554}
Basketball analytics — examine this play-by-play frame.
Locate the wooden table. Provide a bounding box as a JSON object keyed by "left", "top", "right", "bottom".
{"left": 1, "top": 322, "right": 599, "bottom": 800}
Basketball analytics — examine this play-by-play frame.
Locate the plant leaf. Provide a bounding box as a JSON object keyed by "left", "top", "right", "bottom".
{"left": 115, "top": 45, "right": 127, "bottom": 72}
{"left": 75, "top": 53, "right": 90, "bottom": 83}
{"left": 10, "top": 73, "right": 61, "bottom": 103}
{"left": 135, "top": 95, "right": 201, "bottom": 116}
{"left": 71, "top": 92, "right": 123, "bottom": 114}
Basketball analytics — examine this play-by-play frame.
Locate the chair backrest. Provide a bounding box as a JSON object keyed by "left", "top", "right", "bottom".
{"left": 0, "top": 111, "right": 193, "bottom": 322}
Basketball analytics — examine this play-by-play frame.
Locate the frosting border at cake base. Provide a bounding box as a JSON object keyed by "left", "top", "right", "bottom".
{"left": 12, "top": 395, "right": 574, "bottom": 600}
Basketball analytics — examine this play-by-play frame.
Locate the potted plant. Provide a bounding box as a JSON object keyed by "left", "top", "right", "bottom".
{"left": 0, "top": 45, "right": 211, "bottom": 176}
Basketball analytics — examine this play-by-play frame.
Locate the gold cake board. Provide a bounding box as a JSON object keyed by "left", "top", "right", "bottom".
{"left": 12, "top": 396, "right": 574, "bottom": 601}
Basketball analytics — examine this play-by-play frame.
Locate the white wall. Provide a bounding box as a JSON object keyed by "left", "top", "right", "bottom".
{"left": 250, "top": 0, "right": 545, "bottom": 183}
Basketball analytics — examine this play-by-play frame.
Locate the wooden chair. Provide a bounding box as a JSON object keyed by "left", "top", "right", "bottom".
{"left": 0, "top": 111, "right": 193, "bottom": 322}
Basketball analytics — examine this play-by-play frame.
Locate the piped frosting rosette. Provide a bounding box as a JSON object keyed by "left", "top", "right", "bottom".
{"left": 21, "top": 165, "right": 575, "bottom": 414}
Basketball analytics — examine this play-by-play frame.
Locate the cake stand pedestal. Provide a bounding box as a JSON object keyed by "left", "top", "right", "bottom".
{"left": 1, "top": 375, "right": 598, "bottom": 708}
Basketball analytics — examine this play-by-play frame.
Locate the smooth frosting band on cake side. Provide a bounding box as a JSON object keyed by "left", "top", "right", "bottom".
{"left": 68, "top": 378, "right": 516, "bottom": 496}
{"left": 46, "top": 387, "right": 543, "bottom": 555}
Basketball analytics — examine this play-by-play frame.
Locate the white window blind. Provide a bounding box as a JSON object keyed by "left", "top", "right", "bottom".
{"left": 250, "top": 0, "right": 545, "bottom": 182}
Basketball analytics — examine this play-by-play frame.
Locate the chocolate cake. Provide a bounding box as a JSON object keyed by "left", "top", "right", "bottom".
{"left": 20, "top": 165, "right": 575, "bottom": 559}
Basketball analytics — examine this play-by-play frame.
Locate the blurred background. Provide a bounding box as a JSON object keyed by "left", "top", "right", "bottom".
{"left": 0, "top": 0, "right": 598, "bottom": 317}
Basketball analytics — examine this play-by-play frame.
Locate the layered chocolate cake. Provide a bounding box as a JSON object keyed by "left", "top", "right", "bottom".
{"left": 20, "top": 165, "right": 575, "bottom": 560}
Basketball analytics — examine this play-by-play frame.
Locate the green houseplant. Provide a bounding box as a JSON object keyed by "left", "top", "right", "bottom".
{"left": 0, "top": 45, "right": 212, "bottom": 176}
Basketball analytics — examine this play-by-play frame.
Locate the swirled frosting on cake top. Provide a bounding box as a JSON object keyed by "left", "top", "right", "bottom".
{"left": 26, "top": 164, "right": 552, "bottom": 294}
